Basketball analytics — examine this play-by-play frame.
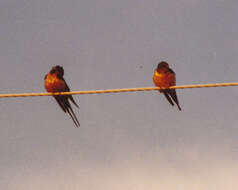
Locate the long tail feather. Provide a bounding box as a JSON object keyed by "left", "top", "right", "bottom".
{"left": 67, "top": 104, "right": 80, "bottom": 127}
{"left": 54, "top": 96, "right": 66, "bottom": 112}
{"left": 163, "top": 91, "right": 174, "bottom": 106}
{"left": 63, "top": 98, "right": 80, "bottom": 128}
{"left": 168, "top": 89, "right": 182, "bottom": 111}
{"left": 68, "top": 95, "right": 79, "bottom": 108}
{"left": 54, "top": 95, "right": 80, "bottom": 127}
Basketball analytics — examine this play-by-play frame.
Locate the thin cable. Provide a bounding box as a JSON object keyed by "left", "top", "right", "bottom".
{"left": 0, "top": 82, "right": 238, "bottom": 98}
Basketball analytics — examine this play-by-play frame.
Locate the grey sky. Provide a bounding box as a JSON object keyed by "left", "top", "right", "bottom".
{"left": 1, "top": 0, "right": 238, "bottom": 189}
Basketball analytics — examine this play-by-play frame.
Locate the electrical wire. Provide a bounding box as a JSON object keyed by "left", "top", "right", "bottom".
{"left": 0, "top": 82, "right": 237, "bottom": 98}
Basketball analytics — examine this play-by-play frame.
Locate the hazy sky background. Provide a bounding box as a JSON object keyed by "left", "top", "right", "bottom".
{"left": 1, "top": 0, "right": 238, "bottom": 189}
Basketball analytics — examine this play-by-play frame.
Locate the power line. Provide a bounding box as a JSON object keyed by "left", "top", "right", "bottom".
{"left": 0, "top": 82, "right": 238, "bottom": 98}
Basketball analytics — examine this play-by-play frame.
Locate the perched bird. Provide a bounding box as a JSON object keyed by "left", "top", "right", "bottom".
{"left": 153, "top": 61, "right": 182, "bottom": 111}
{"left": 44, "top": 65, "right": 80, "bottom": 127}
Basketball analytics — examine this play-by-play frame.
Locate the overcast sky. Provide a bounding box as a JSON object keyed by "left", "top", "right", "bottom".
{"left": 1, "top": 0, "right": 238, "bottom": 189}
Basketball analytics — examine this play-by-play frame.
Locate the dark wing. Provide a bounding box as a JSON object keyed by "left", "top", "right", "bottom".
{"left": 166, "top": 68, "right": 182, "bottom": 110}
{"left": 62, "top": 78, "right": 79, "bottom": 108}
{"left": 167, "top": 68, "right": 175, "bottom": 75}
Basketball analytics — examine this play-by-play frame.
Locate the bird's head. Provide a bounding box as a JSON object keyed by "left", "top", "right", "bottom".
{"left": 50, "top": 65, "right": 64, "bottom": 76}
{"left": 156, "top": 61, "right": 169, "bottom": 72}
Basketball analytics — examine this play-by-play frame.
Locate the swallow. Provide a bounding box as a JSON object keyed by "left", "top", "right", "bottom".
{"left": 152, "top": 61, "right": 182, "bottom": 111}
{"left": 44, "top": 65, "right": 80, "bottom": 127}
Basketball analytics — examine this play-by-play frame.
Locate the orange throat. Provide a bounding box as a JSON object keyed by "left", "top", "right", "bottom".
{"left": 44, "top": 74, "right": 66, "bottom": 92}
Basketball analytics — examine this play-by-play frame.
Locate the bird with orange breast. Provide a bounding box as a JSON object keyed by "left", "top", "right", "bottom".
{"left": 153, "top": 61, "right": 182, "bottom": 111}
{"left": 44, "top": 65, "right": 80, "bottom": 127}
